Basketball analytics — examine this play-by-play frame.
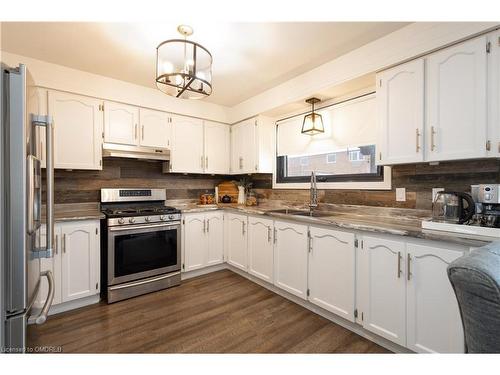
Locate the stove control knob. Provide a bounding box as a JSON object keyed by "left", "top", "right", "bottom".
{"left": 168, "top": 215, "right": 175, "bottom": 220}
{"left": 159, "top": 215, "right": 166, "bottom": 221}
{"left": 145, "top": 217, "right": 151, "bottom": 222}
{"left": 118, "top": 218, "right": 125, "bottom": 224}
{"left": 129, "top": 217, "right": 136, "bottom": 224}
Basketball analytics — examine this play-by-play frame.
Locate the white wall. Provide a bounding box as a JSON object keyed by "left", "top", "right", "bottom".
{"left": 228, "top": 22, "right": 499, "bottom": 123}
{"left": 0, "top": 51, "right": 231, "bottom": 124}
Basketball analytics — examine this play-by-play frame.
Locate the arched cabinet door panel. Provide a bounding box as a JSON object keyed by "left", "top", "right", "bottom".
{"left": 183, "top": 214, "right": 207, "bottom": 272}
{"left": 226, "top": 213, "right": 248, "bottom": 271}
{"left": 308, "top": 227, "right": 355, "bottom": 321}
{"left": 406, "top": 243, "right": 465, "bottom": 353}
{"left": 60, "top": 221, "right": 100, "bottom": 303}
{"left": 273, "top": 220, "right": 308, "bottom": 299}
{"left": 247, "top": 216, "right": 274, "bottom": 283}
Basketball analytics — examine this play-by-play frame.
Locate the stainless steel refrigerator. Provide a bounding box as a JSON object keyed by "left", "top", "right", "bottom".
{"left": 2, "top": 63, "right": 55, "bottom": 352}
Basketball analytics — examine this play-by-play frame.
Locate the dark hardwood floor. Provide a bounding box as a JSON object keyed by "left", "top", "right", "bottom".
{"left": 28, "top": 270, "right": 390, "bottom": 353}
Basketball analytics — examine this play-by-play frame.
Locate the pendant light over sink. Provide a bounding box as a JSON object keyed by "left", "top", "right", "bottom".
{"left": 302, "top": 97, "right": 324, "bottom": 135}
{"left": 156, "top": 25, "right": 213, "bottom": 99}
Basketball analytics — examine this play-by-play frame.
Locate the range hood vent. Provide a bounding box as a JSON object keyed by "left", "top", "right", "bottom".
{"left": 102, "top": 143, "right": 170, "bottom": 161}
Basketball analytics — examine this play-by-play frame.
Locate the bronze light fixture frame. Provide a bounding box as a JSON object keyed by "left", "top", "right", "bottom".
{"left": 155, "top": 27, "right": 213, "bottom": 99}
{"left": 302, "top": 97, "right": 324, "bottom": 135}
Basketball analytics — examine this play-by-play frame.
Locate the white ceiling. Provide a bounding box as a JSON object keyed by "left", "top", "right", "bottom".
{"left": 1, "top": 22, "right": 409, "bottom": 106}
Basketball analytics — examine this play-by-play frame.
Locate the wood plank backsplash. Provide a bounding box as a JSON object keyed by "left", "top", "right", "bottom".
{"left": 45, "top": 158, "right": 500, "bottom": 211}
{"left": 250, "top": 159, "right": 500, "bottom": 210}
{"left": 43, "top": 158, "right": 231, "bottom": 204}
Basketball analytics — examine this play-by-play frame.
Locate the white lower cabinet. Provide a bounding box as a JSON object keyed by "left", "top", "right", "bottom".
{"left": 35, "top": 220, "right": 100, "bottom": 308}
{"left": 360, "top": 235, "right": 466, "bottom": 352}
{"left": 247, "top": 216, "right": 274, "bottom": 283}
{"left": 406, "top": 243, "right": 465, "bottom": 353}
{"left": 226, "top": 213, "right": 248, "bottom": 271}
{"left": 307, "top": 227, "right": 356, "bottom": 322}
{"left": 183, "top": 212, "right": 225, "bottom": 272}
{"left": 206, "top": 212, "right": 224, "bottom": 266}
{"left": 361, "top": 236, "right": 407, "bottom": 346}
{"left": 273, "top": 220, "right": 308, "bottom": 299}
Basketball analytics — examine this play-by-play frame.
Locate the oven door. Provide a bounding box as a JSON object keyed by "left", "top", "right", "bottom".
{"left": 107, "top": 222, "right": 181, "bottom": 286}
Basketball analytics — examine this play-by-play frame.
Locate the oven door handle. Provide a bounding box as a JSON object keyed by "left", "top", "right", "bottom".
{"left": 108, "top": 222, "right": 180, "bottom": 232}
{"left": 108, "top": 272, "right": 181, "bottom": 290}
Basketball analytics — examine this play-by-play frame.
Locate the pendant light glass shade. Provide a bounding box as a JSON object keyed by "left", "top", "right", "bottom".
{"left": 156, "top": 26, "right": 213, "bottom": 99}
{"left": 302, "top": 98, "right": 324, "bottom": 135}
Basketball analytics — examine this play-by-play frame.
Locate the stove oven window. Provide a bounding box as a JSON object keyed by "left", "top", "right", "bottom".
{"left": 114, "top": 229, "right": 177, "bottom": 277}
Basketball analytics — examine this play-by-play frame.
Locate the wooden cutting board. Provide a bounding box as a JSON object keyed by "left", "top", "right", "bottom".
{"left": 217, "top": 181, "right": 238, "bottom": 203}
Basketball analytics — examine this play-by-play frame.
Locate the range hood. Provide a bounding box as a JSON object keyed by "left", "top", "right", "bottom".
{"left": 102, "top": 143, "right": 170, "bottom": 161}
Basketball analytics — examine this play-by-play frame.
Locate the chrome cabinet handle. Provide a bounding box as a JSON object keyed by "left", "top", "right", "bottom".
{"left": 239, "top": 157, "right": 243, "bottom": 170}
{"left": 205, "top": 156, "right": 208, "bottom": 169}
{"left": 207, "top": 218, "right": 210, "bottom": 233}
{"left": 201, "top": 156, "right": 204, "bottom": 170}
{"left": 55, "top": 234, "right": 58, "bottom": 255}
{"left": 203, "top": 219, "right": 206, "bottom": 233}
{"left": 242, "top": 221, "right": 246, "bottom": 236}
{"left": 416, "top": 128, "right": 421, "bottom": 152}
{"left": 431, "top": 126, "right": 436, "bottom": 151}
{"left": 63, "top": 233, "right": 66, "bottom": 253}
{"left": 273, "top": 228, "right": 277, "bottom": 244}
{"left": 407, "top": 253, "right": 412, "bottom": 281}
{"left": 267, "top": 227, "right": 271, "bottom": 243}
{"left": 397, "top": 251, "right": 402, "bottom": 278}
{"left": 142, "top": 125, "right": 145, "bottom": 140}
{"left": 34, "top": 270, "right": 54, "bottom": 325}
{"left": 135, "top": 124, "right": 138, "bottom": 139}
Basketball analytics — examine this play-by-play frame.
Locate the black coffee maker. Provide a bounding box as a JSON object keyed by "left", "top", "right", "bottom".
{"left": 471, "top": 184, "right": 500, "bottom": 228}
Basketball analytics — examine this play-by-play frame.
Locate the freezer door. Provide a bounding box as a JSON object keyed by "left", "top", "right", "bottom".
{"left": 4, "top": 65, "right": 40, "bottom": 314}
{"left": 4, "top": 313, "right": 27, "bottom": 353}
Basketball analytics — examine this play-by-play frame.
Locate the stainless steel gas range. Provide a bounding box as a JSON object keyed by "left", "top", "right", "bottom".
{"left": 100, "top": 188, "right": 181, "bottom": 303}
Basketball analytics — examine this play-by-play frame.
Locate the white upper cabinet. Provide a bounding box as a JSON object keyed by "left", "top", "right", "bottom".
{"left": 139, "top": 108, "right": 171, "bottom": 149}
{"left": 231, "top": 118, "right": 256, "bottom": 174}
{"left": 273, "top": 220, "right": 308, "bottom": 299}
{"left": 226, "top": 213, "right": 248, "bottom": 271}
{"left": 308, "top": 227, "right": 356, "bottom": 322}
{"left": 60, "top": 221, "right": 100, "bottom": 303}
{"left": 104, "top": 101, "right": 139, "bottom": 146}
{"left": 426, "top": 36, "right": 488, "bottom": 161}
{"left": 406, "top": 243, "right": 465, "bottom": 353}
{"left": 361, "top": 236, "right": 407, "bottom": 346}
{"left": 230, "top": 116, "right": 274, "bottom": 174}
{"left": 247, "top": 216, "right": 274, "bottom": 283}
{"left": 170, "top": 115, "right": 204, "bottom": 173}
{"left": 377, "top": 58, "right": 425, "bottom": 165}
{"left": 206, "top": 211, "right": 224, "bottom": 266}
{"left": 204, "top": 121, "right": 230, "bottom": 174}
{"left": 48, "top": 91, "right": 103, "bottom": 170}
{"left": 488, "top": 30, "right": 500, "bottom": 157}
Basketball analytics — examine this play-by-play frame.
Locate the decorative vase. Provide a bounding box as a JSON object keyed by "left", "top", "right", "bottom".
{"left": 237, "top": 186, "right": 246, "bottom": 205}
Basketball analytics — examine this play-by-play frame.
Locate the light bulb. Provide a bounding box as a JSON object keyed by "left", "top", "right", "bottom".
{"left": 196, "top": 71, "right": 206, "bottom": 81}
{"left": 175, "top": 74, "right": 183, "bottom": 86}
{"left": 162, "top": 61, "right": 174, "bottom": 74}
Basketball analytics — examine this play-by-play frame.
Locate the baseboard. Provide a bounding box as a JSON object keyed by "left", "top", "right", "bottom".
{"left": 184, "top": 263, "right": 411, "bottom": 354}
{"left": 28, "top": 294, "right": 101, "bottom": 324}
{"left": 181, "top": 263, "right": 227, "bottom": 280}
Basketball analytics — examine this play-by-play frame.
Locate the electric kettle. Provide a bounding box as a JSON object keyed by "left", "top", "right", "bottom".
{"left": 432, "top": 191, "right": 475, "bottom": 224}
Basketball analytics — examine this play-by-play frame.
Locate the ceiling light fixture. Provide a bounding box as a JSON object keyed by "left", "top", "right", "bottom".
{"left": 302, "top": 98, "right": 324, "bottom": 135}
{"left": 156, "top": 25, "right": 213, "bottom": 99}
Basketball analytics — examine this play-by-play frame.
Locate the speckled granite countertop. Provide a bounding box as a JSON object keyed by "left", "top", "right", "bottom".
{"left": 173, "top": 200, "right": 491, "bottom": 247}
{"left": 42, "top": 203, "right": 105, "bottom": 223}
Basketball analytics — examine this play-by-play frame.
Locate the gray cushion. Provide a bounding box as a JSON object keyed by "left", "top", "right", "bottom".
{"left": 447, "top": 241, "right": 500, "bottom": 353}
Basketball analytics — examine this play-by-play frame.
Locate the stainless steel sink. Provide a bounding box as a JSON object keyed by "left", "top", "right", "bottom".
{"left": 267, "top": 209, "right": 334, "bottom": 218}
{"left": 267, "top": 209, "right": 308, "bottom": 215}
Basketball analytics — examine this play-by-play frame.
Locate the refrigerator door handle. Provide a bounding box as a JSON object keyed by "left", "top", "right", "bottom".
{"left": 31, "top": 114, "right": 54, "bottom": 259}
{"left": 33, "top": 270, "right": 54, "bottom": 325}
{"left": 27, "top": 155, "right": 41, "bottom": 235}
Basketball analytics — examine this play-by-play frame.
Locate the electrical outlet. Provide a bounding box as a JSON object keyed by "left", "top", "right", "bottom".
{"left": 396, "top": 188, "right": 406, "bottom": 202}
{"left": 432, "top": 188, "right": 445, "bottom": 202}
